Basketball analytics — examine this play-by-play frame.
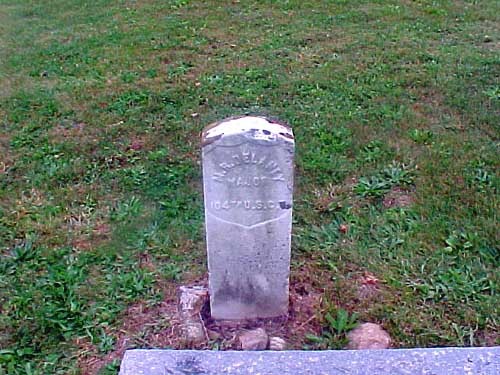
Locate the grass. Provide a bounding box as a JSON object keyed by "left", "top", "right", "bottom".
{"left": 0, "top": 0, "right": 498, "bottom": 373}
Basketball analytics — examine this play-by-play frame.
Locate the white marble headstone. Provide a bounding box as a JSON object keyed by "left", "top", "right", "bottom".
{"left": 202, "top": 116, "right": 294, "bottom": 320}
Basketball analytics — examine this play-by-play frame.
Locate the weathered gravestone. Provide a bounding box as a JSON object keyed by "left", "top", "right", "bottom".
{"left": 202, "top": 116, "right": 294, "bottom": 320}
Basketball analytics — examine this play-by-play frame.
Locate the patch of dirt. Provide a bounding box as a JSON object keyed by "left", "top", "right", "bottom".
{"left": 479, "top": 328, "right": 500, "bottom": 347}
{"left": 202, "top": 275, "right": 324, "bottom": 350}
{"left": 382, "top": 187, "right": 415, "bottom": 209}
{"left": 68, "top": 216, "right": 112, "bottom": 252}
{"left": 409, "top": 89, "right": 467, "bottom": 133}
{"left": 77, "top": 269, "right": 327, "bottom": 374}
{"left": 77, "top": 282, "right": 180, "bottom": 375}
{"left": 77, "top": 258, "right": 395, "bottom": 374}
{"left": 49, "top": 120, "right": 88, "bottom": 143}
{"left": 71, "top": 238, "right": 93, "bottom": 251}
{"left": 354, "top": 271, "right": 383, "bottom": 302}
{"left": 311, "top": 176, "right": 362, "bottom": 213}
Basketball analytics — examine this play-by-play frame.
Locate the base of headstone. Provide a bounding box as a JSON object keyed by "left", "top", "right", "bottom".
{"left": 119, "top": 347, "right": 499, "bottom": 375}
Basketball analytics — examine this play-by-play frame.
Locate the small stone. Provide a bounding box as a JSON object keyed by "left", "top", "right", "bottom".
{"left": 238, "top": 328, "right": 269, "bottom": 350}
{"left": 269, "top": 337, "right": 286, "bottom": 350}
{"left": 178, "top": 286, "right": 209, "bottom": 345}
{"left": 183, "top": 322, "right": 206, "bottom": 345}
{"left": 178, "top": 286, "right": 208, "bottom": 318}
{"left": 347, "top": 323, "right": 391, "bottom": 350}
{"left": 483, "top": 35, "right": 493, "bottom": 43}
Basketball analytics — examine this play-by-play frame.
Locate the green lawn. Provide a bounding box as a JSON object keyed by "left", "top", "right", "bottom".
{"left": 0, "top": 0, "right": 498, "bottom": 373}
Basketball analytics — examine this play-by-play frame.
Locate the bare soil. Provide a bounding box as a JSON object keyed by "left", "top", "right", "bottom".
{"left": 77, "top": 271, "right": 326, "bottom": 374}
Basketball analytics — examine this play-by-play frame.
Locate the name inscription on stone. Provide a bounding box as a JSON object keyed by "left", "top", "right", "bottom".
{"left": 204, "top": 144, "right": 292, "bottom": 228}
{"left": 212, "top": 149, "right": 285, "bottom": 184}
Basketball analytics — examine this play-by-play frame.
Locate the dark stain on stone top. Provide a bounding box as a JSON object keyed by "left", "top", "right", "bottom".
{"left": 201, "top": 133, "right": 222, "bottom": 147}
{"left": 279, "top": 132, "right": 294, "bottom": 140}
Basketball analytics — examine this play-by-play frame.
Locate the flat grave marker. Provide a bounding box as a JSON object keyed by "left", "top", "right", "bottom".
{"left": 120, "top": 347, "right": 500, "bottom": 375}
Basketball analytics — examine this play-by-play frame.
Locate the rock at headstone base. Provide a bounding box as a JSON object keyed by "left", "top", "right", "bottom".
{"left": 178, "top": 286, "right": 208, "bottom": 345}
{"left": 182, "top": 322, "right": 206, "bottom": 346}
{"left": 269, "top": 336, "right": 286, "bottom": 350}
{"left": 178, "top": 286, "right": 208, "bottom": 316}
{"left": 347, "top": 322, "right": 391, "bottom": 349}
{"left": 238, "top": 328, "right": 269, "bottom": 350}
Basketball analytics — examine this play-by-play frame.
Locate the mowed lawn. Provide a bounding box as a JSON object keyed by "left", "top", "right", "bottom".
{"left": 0, "top": 0, "right": 498, "bottom": 373}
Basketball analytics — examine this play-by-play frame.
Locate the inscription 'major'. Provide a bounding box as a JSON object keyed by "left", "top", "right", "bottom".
{"left": 212, "top": 148, "right": 285, "bottom": 184}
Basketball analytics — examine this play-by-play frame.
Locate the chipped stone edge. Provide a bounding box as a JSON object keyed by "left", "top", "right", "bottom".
{"left": 201, "top": 116, "right": 294, "bottom": 147}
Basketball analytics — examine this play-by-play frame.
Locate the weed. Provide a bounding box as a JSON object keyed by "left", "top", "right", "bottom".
{"left": 110, "top": 197, "right": 142, "bottom": 222}
{"left": 120, "top": 71, "right": 139, "bottom": 84}
{"left": 416, "top": 266, "right": 492, "bottom": 304}
{"left": 408, "top": 231, "right": 495, "bottom": 304}
{"left": 358, "top": 140, "right": 391, "bottom": 163}
{"left": 120, "top": 165, "right": 149, "bottom": 188}
{"left": 108, "top": 91, "right": 151, "bottom": 115}
{"left": 355, "top": 176, "right": 391, "bottom": 198}
{"left": 409, "top": 129, "right": 434, "bottom": 145}
{"left": 306, "top": 308, "right": 358, "bottom": 349}
{"left": 483, "top": 86, "right": 499, "bottom": 101}
{"left": 465, "top": 162, "right": 496, "bottom": 193}
{"left": 96, "top": 331, "right": 115, "bottom": 354}
{"left": 451, "top": 323, "right": 478, "bottom": 347}
{"left": 162, "top": 263, "right": 183, "bottom": 282}
{"left": 97, "top": 360, "right": 120, "bottom": 375}
{"left": 167, "top": 62, "right": 193, "bottom": 78}
{"left": 355, "top": 161, "right": 414, "bottom": 198}
{"left": 8, "top": 235, "right": 37, "bottom": 263}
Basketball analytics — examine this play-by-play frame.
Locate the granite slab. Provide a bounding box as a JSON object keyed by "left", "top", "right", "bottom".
{"left": 119, "top": 347, "right": 499, "bottom": 375}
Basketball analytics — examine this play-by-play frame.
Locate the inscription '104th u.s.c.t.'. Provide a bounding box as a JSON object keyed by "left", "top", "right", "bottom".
{"left": 202, "top": 116, "right": 294, "bottom": 320}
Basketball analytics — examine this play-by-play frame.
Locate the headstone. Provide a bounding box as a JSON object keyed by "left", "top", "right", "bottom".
{"left": 202, "top": 116, "right": 294, "bottom": 320}
{"left": 119, "top": 347, "right": 500, "bottom": 375}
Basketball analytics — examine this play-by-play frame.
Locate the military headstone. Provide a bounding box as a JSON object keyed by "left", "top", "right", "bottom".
{"left": 202, "top": 116, "right": 294, "bottom": 320}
